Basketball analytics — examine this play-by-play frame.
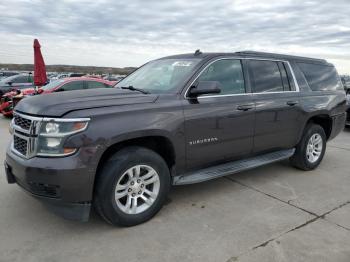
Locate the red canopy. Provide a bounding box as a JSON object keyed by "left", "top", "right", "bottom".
{"left": 33, "top": 39, "right": 47, "bottom": 86}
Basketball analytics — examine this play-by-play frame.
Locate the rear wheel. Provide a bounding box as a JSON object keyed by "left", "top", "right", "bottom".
{"left": 290, "top": 123, "right": 326, "bottom": 170}
{"left": 94, "top": 146, "right": 171, "bottom": 226}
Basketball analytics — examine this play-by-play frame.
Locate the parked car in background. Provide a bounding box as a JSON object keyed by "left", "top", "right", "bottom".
{"left": 0, "top": 73, "right": 34, "bottom": 97}
{"left": 69, "top": 73, "right": 86, "bottom": 77}
{"left": 346, "top": 90, "right": 350, "bottom": 127}
{"left": 4, "top": 51, "right": 346, "bottom": 226}
{"left": 103, "top": 74, "right": 125, "bottom": 82}
{"left": 50, "top": 73, "right": 86, "bottom": 81}
{"left": 0, "top": 71, "right": 19, "bottom": 80}
{"left": 0, "top": 77, "right": 116, "bottom": 116}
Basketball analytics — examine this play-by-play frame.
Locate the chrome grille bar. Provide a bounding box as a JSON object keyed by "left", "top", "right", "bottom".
{"left": 12, "top": 112, "right": 43, "bottom": 159}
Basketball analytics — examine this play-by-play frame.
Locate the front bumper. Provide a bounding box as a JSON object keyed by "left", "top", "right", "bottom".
{"left": 5, "top": 146, "right": 95, "bottom": 221}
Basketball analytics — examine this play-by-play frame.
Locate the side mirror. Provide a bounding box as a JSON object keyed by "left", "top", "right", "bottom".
{"left": 6, "top": 81, "right": 13, "bottom": 86}
{"left": 188, "top": 81, "right": 221, "bottom": 97}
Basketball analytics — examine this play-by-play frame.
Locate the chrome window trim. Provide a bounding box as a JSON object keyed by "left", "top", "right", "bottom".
{"left": 197, "top": 93, "right": 252, "bottom": 99}
{"left": 184, "top": 57, "right": 300, "bottom": 99}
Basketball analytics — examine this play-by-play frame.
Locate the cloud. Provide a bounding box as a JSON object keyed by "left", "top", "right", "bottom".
{"left": 0, "top": 0, "right": 349, "bottom": 73}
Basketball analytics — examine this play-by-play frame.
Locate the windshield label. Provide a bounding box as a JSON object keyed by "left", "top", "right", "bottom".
{"left": 172, "top": 61, "right": 194, "bottom": 67}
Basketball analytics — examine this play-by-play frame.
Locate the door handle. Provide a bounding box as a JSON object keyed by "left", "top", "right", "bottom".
{"left": 286, "top": 101, "right": 299, "bottom": 106}
{"left": 237, "top": 104, "right": 254, "bottom": 111}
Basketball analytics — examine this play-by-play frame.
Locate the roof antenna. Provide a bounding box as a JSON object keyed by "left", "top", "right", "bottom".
{"left": 194, "top": 49, "right": 202, "bottom": 56}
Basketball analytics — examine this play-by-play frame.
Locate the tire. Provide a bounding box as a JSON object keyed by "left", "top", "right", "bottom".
{"left": 94, "top": 146, "right": 171, "bottom": 226}
{"left": 290, "top": 123, "right": 327, "bottom": 170}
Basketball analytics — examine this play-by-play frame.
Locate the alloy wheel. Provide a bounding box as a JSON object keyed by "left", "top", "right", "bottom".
{"left": 114, "top": 165, "right": 160, "bottom": 214}
{"left": 306, "top": 133, "right": 323, "bottom": 163}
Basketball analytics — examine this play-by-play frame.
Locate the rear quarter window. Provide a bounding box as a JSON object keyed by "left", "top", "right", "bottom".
{"left": 297, "top": 62, "right": 343, "bottom": 91}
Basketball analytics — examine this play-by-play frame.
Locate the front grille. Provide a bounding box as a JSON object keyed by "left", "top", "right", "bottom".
{"left": 14, "top": 114, "right": 32, "bottom": 130}
{"left": 12, "top": 113, "right": 41, "bottom": 158}
{"left": 13, "top": 135, "right": 28, "bottom": 156}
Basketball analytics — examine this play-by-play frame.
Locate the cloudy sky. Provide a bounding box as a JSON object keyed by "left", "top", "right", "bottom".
{"left": 1, "top": 0, "right": 350, "bottom": 73}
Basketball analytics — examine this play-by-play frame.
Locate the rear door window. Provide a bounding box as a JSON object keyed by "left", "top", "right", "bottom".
{"left": 248, "top": 60, "right": 284, "bottom": 93}
{"left": 297, "top": 63, "right": 343, "bottom": 91}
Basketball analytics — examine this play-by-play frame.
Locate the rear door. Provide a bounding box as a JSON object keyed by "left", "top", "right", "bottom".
{"left": 183, "top": 58, "right": 255, "bottom": 170}
{"left": 247, "top": 59, "right": 302, "bottom": 153}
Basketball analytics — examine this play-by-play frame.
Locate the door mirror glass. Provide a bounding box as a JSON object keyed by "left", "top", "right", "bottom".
{"left": 189, "top": 81, "right": 221, "bottom": 97}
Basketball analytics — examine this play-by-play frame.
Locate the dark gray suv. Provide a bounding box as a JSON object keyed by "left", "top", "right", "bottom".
{"left": 5, "top": 51, "right": 347, "bottom": 226}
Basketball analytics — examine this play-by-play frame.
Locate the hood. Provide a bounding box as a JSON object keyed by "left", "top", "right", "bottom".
{"left": 15, "top": 88, "right": 158, "bottom": 117}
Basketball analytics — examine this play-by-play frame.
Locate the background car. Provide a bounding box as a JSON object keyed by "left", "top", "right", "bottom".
{"left": 346, "top": 90, "right": 350, "bottom": 127}
{"left": 0, "top": 71, "right": 19, "bottom": 80}
{"left": 0, "top": 77, "right": 116, "bottom": 116}
{"left": 103, "top": 74, "right": 125, "bottom": 82}
{"left": 0, "top": 73, "right": 34, "bottom": 97}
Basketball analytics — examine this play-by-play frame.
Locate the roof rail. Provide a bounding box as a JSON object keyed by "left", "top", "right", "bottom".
{"left": 235, "top": 51, "right": 327, "bottom": 64}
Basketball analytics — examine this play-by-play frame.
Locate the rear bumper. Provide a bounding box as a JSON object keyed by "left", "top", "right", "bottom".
{"left": 4, "top": 146, "right": 95, "bottom": 221}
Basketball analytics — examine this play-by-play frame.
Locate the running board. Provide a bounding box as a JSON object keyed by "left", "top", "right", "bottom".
{"left": 173, "top": 149, "right": 295, "bottom": 185}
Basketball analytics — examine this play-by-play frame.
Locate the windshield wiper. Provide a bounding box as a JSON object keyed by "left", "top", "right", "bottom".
{"left": 120, "top": 86, "right": 150, "bottom": 94}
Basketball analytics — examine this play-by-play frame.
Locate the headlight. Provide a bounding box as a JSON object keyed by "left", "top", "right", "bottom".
{"left": 45, "top": 122, "right": 60, "bottom": 134}
{"left": 37, "top": 119, "right": 89, "bottom": 156}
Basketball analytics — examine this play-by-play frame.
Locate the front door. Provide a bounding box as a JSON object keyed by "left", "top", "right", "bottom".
{"left": 183, "top": 59, "right": 255, "bottom": 171}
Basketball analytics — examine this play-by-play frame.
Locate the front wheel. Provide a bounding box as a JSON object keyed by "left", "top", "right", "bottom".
{"left": 94, "top": 146, "right": 171, "bottom": 226}
{"left": 290, "top": 123, "right": 327, "bottom": 170}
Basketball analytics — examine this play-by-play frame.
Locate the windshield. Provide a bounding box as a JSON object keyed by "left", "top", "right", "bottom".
{"left": 115, "top": 58, "right": 201, "bottom": 94}
{"left": 41, "top": 79, "right": 65, "bottom": 91}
